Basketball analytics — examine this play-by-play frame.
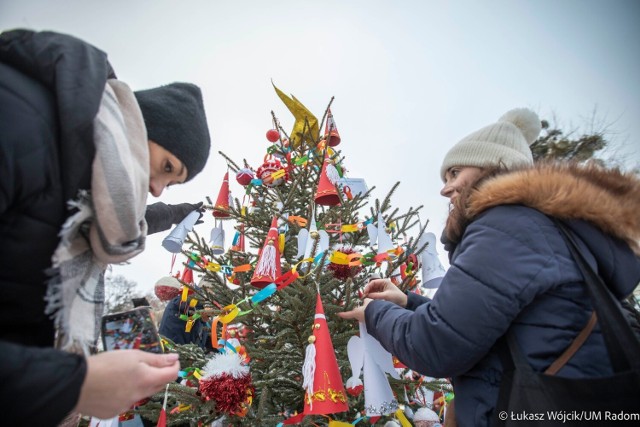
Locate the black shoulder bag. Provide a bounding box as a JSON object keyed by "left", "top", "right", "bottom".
{"left": 493, "top": 221, "right": 640, "bottom": 426}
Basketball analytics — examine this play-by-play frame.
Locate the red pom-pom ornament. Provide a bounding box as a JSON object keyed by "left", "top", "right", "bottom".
{"left": 235, "top": 168, "right": 255, "bottom": 186}
{"left": 327, "top": 245, "right": 363, "bottom": 281}
{"left": 199, "top": 352, "right": 254, "bottom": 415}
{"left": 266, "top": 129, "right": 280, "bottom": 142}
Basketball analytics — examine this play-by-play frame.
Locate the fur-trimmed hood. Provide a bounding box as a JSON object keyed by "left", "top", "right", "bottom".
{"left": 464, "top": 162, "right": 640, "bottom": 256}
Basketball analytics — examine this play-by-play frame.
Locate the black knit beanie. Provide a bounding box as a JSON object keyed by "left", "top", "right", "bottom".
{"left": 134, "top": 82, "right": 211, "bottom": 181}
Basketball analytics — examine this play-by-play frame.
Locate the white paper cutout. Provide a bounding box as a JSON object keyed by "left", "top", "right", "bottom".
{"left": 346, "top": 322, "right": 399, "bottom": 416}
{"left": 418, "top": 232, "right": 446, "bottom": 289}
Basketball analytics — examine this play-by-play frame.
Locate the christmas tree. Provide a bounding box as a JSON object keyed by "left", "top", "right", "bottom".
{"left": 139, "top": 84, "right": 452, "bottom": 426}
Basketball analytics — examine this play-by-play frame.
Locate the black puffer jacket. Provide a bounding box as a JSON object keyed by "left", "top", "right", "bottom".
{"left": 0, "top": 29, "right": 113, "bottom": 426}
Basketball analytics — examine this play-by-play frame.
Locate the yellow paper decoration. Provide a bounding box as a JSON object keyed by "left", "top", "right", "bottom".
{"left": 273, "top": 83, "right": 318, "bottom": 148}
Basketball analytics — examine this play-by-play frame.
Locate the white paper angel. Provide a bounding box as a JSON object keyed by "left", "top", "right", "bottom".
{"left": 296, "top": 206, "right": 329, "bottom": 260}
{"left": 367, "top": 213, "right": 395, "bottom": 273}
{"left": 346, "top": 322, "right": 400, "bottom": 417}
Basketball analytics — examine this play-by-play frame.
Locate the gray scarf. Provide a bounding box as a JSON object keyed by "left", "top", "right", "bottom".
{"left": 46, "top": 80, "right": 150, "bottom": 353}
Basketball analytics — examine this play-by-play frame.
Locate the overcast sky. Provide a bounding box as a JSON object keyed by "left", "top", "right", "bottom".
{"left": 2, "top": 0, "right": 639, "bottom": 294}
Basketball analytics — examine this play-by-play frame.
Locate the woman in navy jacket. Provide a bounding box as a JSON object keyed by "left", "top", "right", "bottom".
{"left": 340, "top": 108, "right": 640, "bottom": 426}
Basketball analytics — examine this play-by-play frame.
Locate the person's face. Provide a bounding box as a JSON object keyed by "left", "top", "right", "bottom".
{"left": 440, "top": 166, "right": 484, "bottom": 203}
{"left": 148, "top": 141, "right": 188, "bottom": 197}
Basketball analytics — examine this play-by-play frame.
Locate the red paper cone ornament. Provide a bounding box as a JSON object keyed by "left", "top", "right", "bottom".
{"left": 181, "top": 267, "right": 194, "bottom": 285}
{"left": 250, "top": 217, "right": 281, "bottom": 288}
{"left": 314, "top": 154, "right": 341, "bottom": 206}
{"left": 302, "top": 293, "right": 348, "bottom": 415}
{"left": 213, "top": 172, "right": 230, "bottom": 218}
{"left": 324, "top": 109, "right": 341, "bottom": 147}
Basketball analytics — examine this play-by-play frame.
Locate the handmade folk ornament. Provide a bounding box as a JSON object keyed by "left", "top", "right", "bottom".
{"left": 213, "top": 172, "right": 231, "bottom": 218}
{"left": 302, "top": 293, "right": 348, "bottom": 415}
{"left": 250, "top": 217, "right": 281, "bottom": 288}
{"left": 162, "top": 210, "right": 201, "bottom": 253}
{"left": 210, "top": 223, "right": 225, "bottom": 255}
{"left": 324, "top": 108, "right": 341, "bottom": 147}
{"left": 314, "top": 153, "right": 341, "bottom": 206}
{"left": 346, "top": 322, "right": 400, "bottom": 417}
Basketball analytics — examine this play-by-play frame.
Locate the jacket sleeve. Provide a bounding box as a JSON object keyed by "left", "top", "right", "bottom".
{"left": 1, "top": 339, "right": 87, "bottom": 426}
{"left": 365, "top": 206, "right": 562, "bottom": 378}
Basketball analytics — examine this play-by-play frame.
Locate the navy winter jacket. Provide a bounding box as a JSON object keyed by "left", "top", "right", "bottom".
{"left": 0, "top": 30, "right": 112, "bottom": 426}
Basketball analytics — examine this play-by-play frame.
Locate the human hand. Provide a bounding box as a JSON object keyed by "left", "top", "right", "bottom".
{"left": 363, "top": 278, "right": 408, "bottom": 307}
{"left": 74, "top": 350, "right": 180, "bottom": 419}
{"left": 337, "top": 298, "right": 372, "bottom": 323}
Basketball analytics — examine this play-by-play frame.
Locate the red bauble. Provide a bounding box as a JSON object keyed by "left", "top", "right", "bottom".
{"left": 266, "top": 129, "right": 280, "bottom": 142}
{"left": 235, "top": 168, "right": 255, "bottom": 186}
{"left": 327, "top": 246, "right": 363, "bottom": 281}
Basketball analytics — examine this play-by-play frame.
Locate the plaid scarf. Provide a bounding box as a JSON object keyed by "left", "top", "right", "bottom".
{"left": 45, "top": 79, "right": 149, "bottom": 353}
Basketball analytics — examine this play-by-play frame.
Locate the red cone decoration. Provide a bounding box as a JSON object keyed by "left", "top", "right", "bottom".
{"left": 213, "top": 172, "right": 230, "bottom": 218}
{"left": 314, "top": 153, "right": 341, "bottom": 206}
{"left": 250, "top": 217, "right": 281, "bottom": 288}
{"left": 302, "top": 293, "right": 348, "bottom": 415}
{"left": 324, "top": 108, "right": 341, "bottom": 147}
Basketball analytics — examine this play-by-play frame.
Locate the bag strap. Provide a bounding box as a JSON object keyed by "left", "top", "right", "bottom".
{"left": 554, "top": 220, "right": 640, "bottom": 373}
{"left": 544, "top": 312, "right": 597, "bottom": 375}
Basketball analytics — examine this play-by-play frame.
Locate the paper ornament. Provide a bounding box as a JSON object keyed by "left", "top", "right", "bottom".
{"left": 210, "top": 224, "right": 225, "bottom": 255}
{"left": 235, "top": 168, "right": 255, "bottom": 186}
{"left": 314, "top": 153, "right": 341, "bottom": 206}
{"left": 199, "top": 351, "right": 254, "bottom": 415}
{"left": 273, "top": 83, "right": 319, "bottom": 148}
{"left": 296, "top": 208, "right": 329, "bottom": 260}
{"left": 231, "top": 224, "right": 246, "bottom": 252}
{"left": 250, "top": 217, "right": 281, "bottom": 288}
{"left": 418, "top": 232, "right": 446, "bottom": 289}
{"left": 324, "top": 108, "right": 341, "bottom": 146}
{"left": 346, "top": 322, "right": 399, "bottom": 417}
{"left": 162, "top": 210, "right": 201, "bottom": 253}
{"left": 212, "top": 172, "right": 231, "bottom": 219}
{"left": 302, "top": 293, "right": 348, "bottom": 415}
{"left": 257, "top": 158, "right": 287, "bottom": 187}
{"left": 367, "top": 213, "right": 395, "bottom": 272}
{"left": 154, "top": 276, "right": 182, "bottom": 301}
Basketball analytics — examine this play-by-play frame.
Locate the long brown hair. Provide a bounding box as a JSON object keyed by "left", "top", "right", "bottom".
{"left": 444, "top": 165, "right": 507, "bottom": 244}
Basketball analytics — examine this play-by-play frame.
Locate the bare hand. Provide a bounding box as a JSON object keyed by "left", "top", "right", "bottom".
{"left": 363, "top": 278, "right": 408, "bottom": 307}
{"left": 338, "top": 298, "right": 372, "bottom": 323}
{"left": 75, "top": 350, "right": 180, "bottom": 419}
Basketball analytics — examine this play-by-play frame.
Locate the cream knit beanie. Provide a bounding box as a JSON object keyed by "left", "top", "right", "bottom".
{"left": 440, "top": 108, "right": 541, "bottom": 182}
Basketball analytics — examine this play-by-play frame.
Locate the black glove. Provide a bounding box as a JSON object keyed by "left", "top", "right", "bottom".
{"left": 145, "top": 202, "right": 204, "bottom": 235}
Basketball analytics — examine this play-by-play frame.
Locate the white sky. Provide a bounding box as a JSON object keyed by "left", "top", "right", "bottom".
{"left": 2, "top": 0, "right": 639, "bottom": 294}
